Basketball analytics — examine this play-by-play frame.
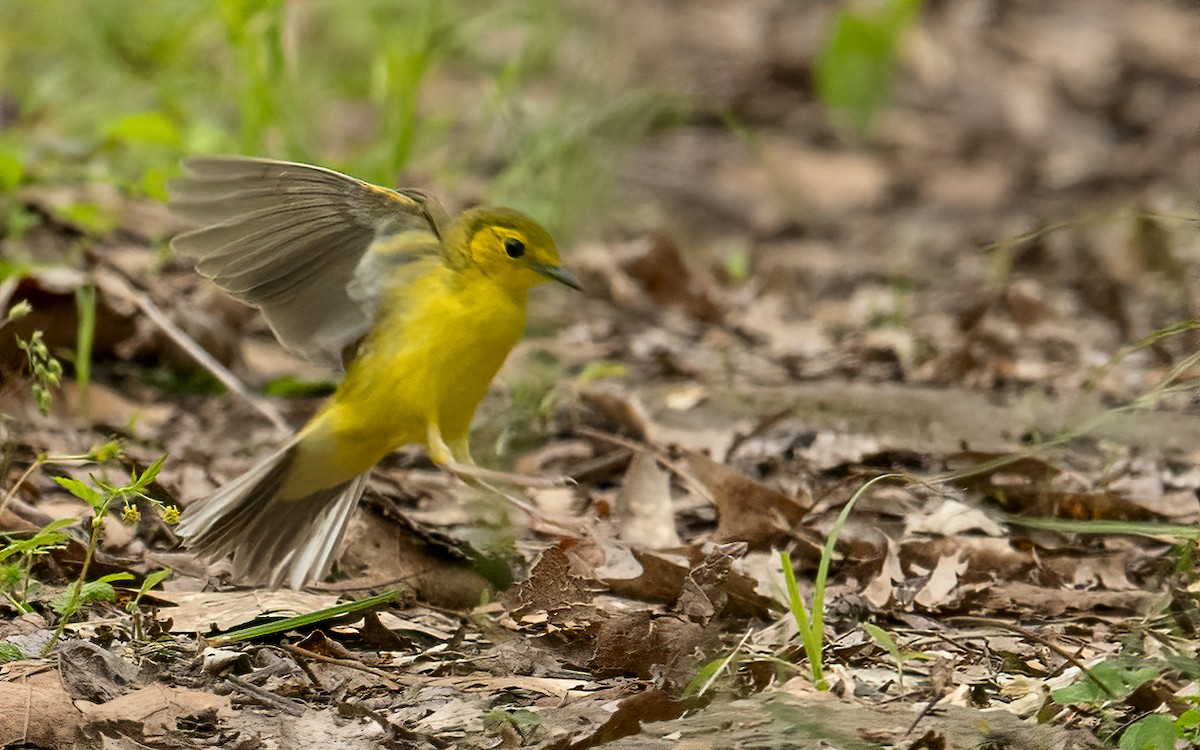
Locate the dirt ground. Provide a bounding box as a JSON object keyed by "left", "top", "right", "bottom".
{"left": 1, "top": 1, "right": 1198, "bottom": 748}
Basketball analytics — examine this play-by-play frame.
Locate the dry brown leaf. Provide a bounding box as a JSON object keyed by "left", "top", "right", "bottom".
{"left": 159, "top": 589, "right": 340, "bottom": 633}
{"left": 972, "top": 581, "right": 1159, "bottom": 616}
{"left": 576, "top": 385, "right": 651, "bottom": 440}
{"left": 0, "top": 670, "right": 86, "bottom": 747}
{"left": 76, "top": 684, "right": 231, "bottom": 737}
{"left": 675, "top": 542, "right": 748, "bottom": 623}
{"left": 614, "top": 451, "right": 681, "bottom": 550}
{"left": 914, "top": 551, "right": 967, "bottom": 610}
{"left": 549, "top": 687, "right": 684, "bottom": 750}
{"left": 339, "top": 510, "right": 490, "bottom": 609}
{"left": 906, "top": 498, "right": 1004, "bottom": 538}
{"left": 899, "top": 537, "right": 1035, "bottom": 585}
{"left": 618, "top": 234, "right": 722, "bottom": 323}
{"left": 588, "top": 610, "right": 703, "bottom": 680}
{"left": 58, "top": 640, "right": 141, "bottom": 703}
{"left": 507, "top": 541, "right": 602, "bottom": 634}
{"left": 685, "top": 450, "right": 811, "bottom": 549}
{"left": 601, "top": 547, "right": 776, "bottom": 621}
{"left": 862, "top": 538, "right": 903, "bottom": 610}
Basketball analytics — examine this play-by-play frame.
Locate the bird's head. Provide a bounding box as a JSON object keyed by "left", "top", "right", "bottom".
{"left": 452, "top": 207, "right": 581, "bottom": 293}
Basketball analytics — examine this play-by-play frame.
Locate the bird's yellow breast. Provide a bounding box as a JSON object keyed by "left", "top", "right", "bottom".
{"left": 281, "top": 262, "right": 527, "bottom": 496}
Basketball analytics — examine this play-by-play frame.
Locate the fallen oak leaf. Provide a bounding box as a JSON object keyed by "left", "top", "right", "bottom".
{"left": 600, "top": 546, "right": 776, "bottom": 620}
{"left": 684, "top": 450, "right": 811, "bottom": 549}
{"left": 587, "top": 610, "right": 704, "bottom": 682}
{"left": 549, "top": 687, "right": 685, "bottom": 750}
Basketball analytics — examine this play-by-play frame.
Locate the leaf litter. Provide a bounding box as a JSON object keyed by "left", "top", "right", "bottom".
{"left": 2, "top": 0, "right": 1199, "bottom": 748}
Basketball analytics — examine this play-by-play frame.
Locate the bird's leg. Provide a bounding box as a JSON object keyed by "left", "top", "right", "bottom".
{"left": 425, "top": 424, "right": 569, "bottom": 489}
{"left": 448, "top": 436, "right": 474, "bottom": 465}
{"left": 423, "top": 424, "right": 548, "bottom": 516}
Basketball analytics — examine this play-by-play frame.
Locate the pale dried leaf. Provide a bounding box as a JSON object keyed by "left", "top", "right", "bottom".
{"left": 614, "top": 451, "right": 681, "bottom": 549}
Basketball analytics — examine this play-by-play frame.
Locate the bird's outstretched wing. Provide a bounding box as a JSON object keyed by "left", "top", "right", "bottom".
{"left": 170, "top": 156, "right": 448, "bottom": 363}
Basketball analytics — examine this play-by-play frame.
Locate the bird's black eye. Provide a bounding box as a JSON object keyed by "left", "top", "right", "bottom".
{"left": 504, "top": 237, "right": 526, "bottom": 259}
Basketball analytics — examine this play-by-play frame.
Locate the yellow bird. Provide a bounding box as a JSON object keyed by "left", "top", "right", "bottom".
{"left": 170, "top": 156, "right": 579, "bottom": 589}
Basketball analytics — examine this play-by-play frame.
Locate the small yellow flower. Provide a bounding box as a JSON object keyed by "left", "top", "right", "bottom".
{"left": 121, "top": 504, "right": 141, "bottom": 523}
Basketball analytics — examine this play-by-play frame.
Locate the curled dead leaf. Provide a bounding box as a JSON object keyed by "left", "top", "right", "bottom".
{"left": 576, "top": 385, "right": 650, "bottom": 440}
{"left": 685, "top": 450, "right": 812, "bottom": 549}
{"left": 618, "top": 234, "right": 723, "bottom": 323}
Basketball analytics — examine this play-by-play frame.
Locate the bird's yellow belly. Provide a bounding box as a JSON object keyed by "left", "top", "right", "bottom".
{"left": 280, "top": 271, "right": 525, "bottom": 498}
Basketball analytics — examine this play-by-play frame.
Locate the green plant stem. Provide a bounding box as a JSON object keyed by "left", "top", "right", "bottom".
{"left": 74, "top": 282, "right": 96, "bottom": 420}
{"left": 1, "top": 452, "right": 106, "bottom": 523}
{"left": 40, "top": 512, "right": 104, "bottom": 657}
{"left": 3, "top": 592, "right": 30, "bottom": 613}
{"left": 0, "top": 457, "right": 43, "bottom": 521}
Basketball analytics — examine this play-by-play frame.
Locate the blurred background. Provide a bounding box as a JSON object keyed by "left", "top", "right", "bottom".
{"left": 0, "top": 5, "right": 1198, "bottom": 740}
{"left": 1, "top": 0, "right": 1197, "bottom": 428}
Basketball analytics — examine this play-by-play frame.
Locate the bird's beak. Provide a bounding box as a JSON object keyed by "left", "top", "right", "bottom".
{"left": 533, "top": 263, "right": 583, "bottom": 291}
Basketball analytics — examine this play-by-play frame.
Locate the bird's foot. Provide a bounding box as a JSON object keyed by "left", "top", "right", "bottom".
{"left": 443, "top": 461, "right": 572, "bottom": 489}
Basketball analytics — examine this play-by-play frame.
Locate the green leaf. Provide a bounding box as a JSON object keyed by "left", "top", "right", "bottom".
{"left": 50, "top": 574, "right": 132, "bottom": 616}
{"left": 814, "top": 0, "right": 923, "bottom": 137}
{"left": 0, "top": 148, "right": 23, "bottom": 191}
{"left": 0, "top": 518, "right": 75, "bottom": 563}
{"left": 1051, "top": 661, "right": 1159, "bottom": 705}
{"left": 104, "top": 111, "right": 181, "bottom": 148}
{"left": 127, "top": 568, "right": 172, "bottom": 612}
{"left": 133, "top": 454, "right": 168, "bottom": 490}
{"left": 59, "top": 202, "right": 120, "bottom": 236}
{"left": 53, "top": 476, "right": 104, "bottom": 506}
{"left": 1177, "top": 708, "right": 1200, "bottom": 730}
{"left": 1006, "top": 516, "right": 1199, "bottom": 541}
{"left": 140, "top": 568, "right": 172, "bottom": 594}
{"left": 0, "top": 641, "right": 24, "bottom": 663}
{"left": 1119, "top": 714, "right": 1178, "bottom": 750}
{"left": 863, "top": 622, "right": 901, "bottom": 663}
{"left": 683, "top": 656, "right": 729, "bottom": 699}
{"left": 0, "top": 563, "right": 22, "bottom": 590}
{"left": 723, "top": 247, "right": 750, "bottom": 283}
{"left": 483, "top": 708, "right": 542, "bottom": 740}
{"left": 95, "top": 572, "right": 135, "bottom": 585}
{"left": 577, "top": 361, "right": 627, "bottom": 383}
{"left": 262, "top": 375, "right": 337, "bottom": 398}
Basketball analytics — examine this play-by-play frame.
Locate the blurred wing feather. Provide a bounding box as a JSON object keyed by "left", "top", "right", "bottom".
{"left": 170, "top": 156, "right": 445, "bottom": 362}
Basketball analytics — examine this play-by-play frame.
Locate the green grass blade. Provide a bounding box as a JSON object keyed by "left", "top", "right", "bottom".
{"left": 209, "top": 589, "right": 403, "bottom": 645}
{"left": 1006, "top": 516, "right": 1199, "bottom": 540}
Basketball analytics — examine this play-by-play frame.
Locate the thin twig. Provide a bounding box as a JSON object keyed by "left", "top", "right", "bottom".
{"left": 22, "top": 676, "right": 31, "bottom": 743}
{"left": 574, "top": 426, "right": 713, "bottom": 502}
{"left": 950, "top": 616, "right": 1117, "bottom": 699}
{"left": 905, "top": 693, "right": 945, "bottom": 737}
{"left": 279, "top": 643, "right": 405, "bottom": 690}
{"left": 697, "top": 626, "right": 754, "bottom": 698}
{"left": 93, "top": 268, "right": 289, "bottom": 433}
{"left": 274, "top": 645, "right": 324, "bottom": 690}
{"left": 0, "top": 460, "right": 41, "bottom": 525}
{"left": 224, "top": 674, "right": 306, "bottom": 716}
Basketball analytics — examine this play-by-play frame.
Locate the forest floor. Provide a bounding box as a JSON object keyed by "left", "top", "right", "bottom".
{"left": 1, "top": 1, "right": 1198, "bottom": 748}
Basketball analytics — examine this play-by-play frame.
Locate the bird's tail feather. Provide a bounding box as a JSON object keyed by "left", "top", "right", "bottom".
{"left": 177, "top": 441, "right": 368, "bottom": 589}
